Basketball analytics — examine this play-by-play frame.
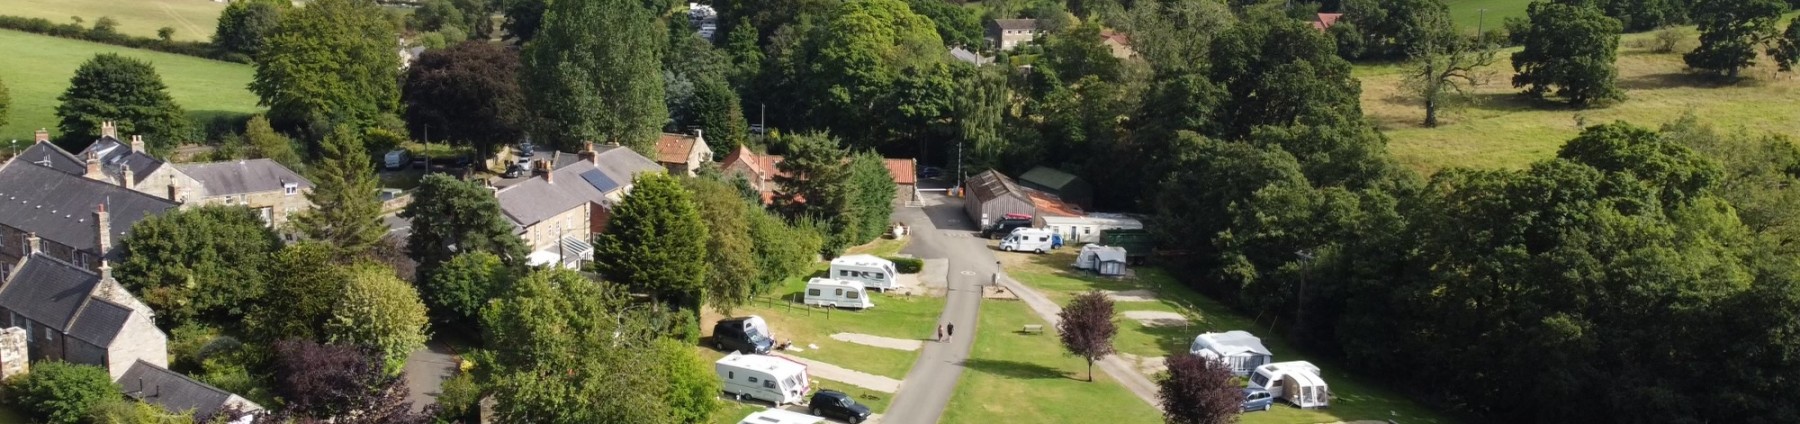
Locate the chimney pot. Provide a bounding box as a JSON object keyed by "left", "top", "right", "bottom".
{"left": 84, "top": 151, "right": 104, "bottom": 181}
{"left": 99, "top": 122, "right": 117, "bottom": 139}
{"left": 129, "top": 135, "right": 145, "bottom": 153}
{"left": 33, "top": 129, "right": 48, "bottom": 143}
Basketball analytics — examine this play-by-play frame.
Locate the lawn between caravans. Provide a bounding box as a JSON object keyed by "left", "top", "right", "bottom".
{"left": 993, "top": 249, "right": 1454, "bottom": 424}
{"left": 0, "top": 29, "right": 261, "bottom": 143}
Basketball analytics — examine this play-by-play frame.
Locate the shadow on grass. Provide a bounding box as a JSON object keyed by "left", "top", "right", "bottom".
{"left": 1618, "top": 71, "right": 1726, "bottom": 90}
{"left": 961, "top": 358, "right": 1072, "bottom": 380}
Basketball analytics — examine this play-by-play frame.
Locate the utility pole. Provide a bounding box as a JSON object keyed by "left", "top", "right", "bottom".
{"left": 1478, "top": 8, "right": 1488, "bottom": 35}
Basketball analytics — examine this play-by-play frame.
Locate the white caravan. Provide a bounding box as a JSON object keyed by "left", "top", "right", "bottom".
{"left": 829, "top": 255, "right": 899, "bottom": 291}
{"left": 716, "top": 352, "right": 812, "bottom": 405}
{"left": 999, "top": 228, "right": 1057, "bottom": 253}
{"left": 1039, "top": 213, "right": 1144, "bottom": 245}
{"left": 1250, "top": 361, "right": 1322, "bottom": 398}
{"left": 738, "top": 408, "right": 826, "bottom": 424}
{"left": 803, "top": 278, "right": 875, "bottom": 309}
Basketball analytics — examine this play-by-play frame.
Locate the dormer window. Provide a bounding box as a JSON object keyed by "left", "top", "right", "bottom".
{"left": 284, "top": 183, "right": 299, "bottom": 196}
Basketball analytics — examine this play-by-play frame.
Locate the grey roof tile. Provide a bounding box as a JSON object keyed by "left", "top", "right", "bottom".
{"left": 66, "top": 297, "right": 131, "bottom": 346}
{"left": 120, "top": 360, "right": 242, "bottom": 419}
{"left": 173, "top": 159, "right": 313, "bottom": 197}
{"left": 0, "top": 160, "right": 179, "bottom": 255}
{"left": 17, "top": 141, "right": 84, "bottom": 175}
{"left": 0, "top": 256, "right": 100, "bottom": 331}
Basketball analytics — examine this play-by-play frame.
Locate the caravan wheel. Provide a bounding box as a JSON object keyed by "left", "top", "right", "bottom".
{"left": 1262, "top": 404, "right": 1271, "bottom": 411}
{"left": 1034, "top": 248, "right": 1045, "bottom": 254}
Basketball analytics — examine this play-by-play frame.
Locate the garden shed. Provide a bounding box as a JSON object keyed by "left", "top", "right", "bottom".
{"left": 963, "top": 170, "right": 1036, "bottom": 228}
{"left": 1189, "top": 330, "right": 1272, "bottom": 376}
{"left": 1018, "top": 166, "right": 1093, "bottom": 209}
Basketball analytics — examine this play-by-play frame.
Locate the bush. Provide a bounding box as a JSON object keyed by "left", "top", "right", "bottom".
{"left": 9, "top": 362, "right": 118, "bottom": 424}
{"left": 436, "top": 373, "right": 480, "bottom": 421}
{"left": 883, "top": 256, "right": 924, "bottom": 274}
{"left": 1653, "top": 26, "right": 1692, "bottom": 54}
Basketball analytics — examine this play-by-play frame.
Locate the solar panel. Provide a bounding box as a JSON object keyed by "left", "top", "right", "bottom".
{"left": 580, "top": 169, "right": 620, "bottom": 193}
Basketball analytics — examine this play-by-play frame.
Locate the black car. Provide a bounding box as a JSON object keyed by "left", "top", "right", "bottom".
{"left": 808, "top": 390, "right": 872, "bottom": 424}
{"left": 712, "top": 317, "right": 774, "bottom": 354}
{"left": 981, "top": 217, "right": 1034, "bottom": 239}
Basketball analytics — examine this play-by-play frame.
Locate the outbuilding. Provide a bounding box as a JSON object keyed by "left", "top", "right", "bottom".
{"left": 1041, "top": 213, "right": 1144, "bottom": 245}
{"left": 1189, "top": 330, "right": 1272, "bottom": 376}
{"left": 963, "top": 170, "right": 1036, "bottom": 229}
{"left": 1018, "top": 166, "right": 1093, "bottom": 209}
{"left": 1074, "top": 244, "right": 1129, "bottom": 276}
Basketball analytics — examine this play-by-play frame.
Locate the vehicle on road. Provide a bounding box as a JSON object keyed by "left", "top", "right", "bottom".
{"left": 829, "top": 255, "right": 898, "bottom": 292}
{"left": 503, "top": 163, "right": 525, "bottom": 178}
{"left": 804, "top": 278, "right": 874, "bottom": 309}
{"left": 384, "top": 149, "right": 409, "bottom": 170}
{"left": 1242, "top": 388, "right": 1275, "bottom": 412}
{"left": 917, "top": 166, "right": 943, "bottom": 179}
{"left": 999, "top": 228, "right": 1057, "bottom": 253}
{"left": 980, "top": 213, "right": 1035, "bottom": 239}
{"left": 714, "top": 316, "right": 776, "bottom": 354}
{"left": 808, "top": 390, "right": 873, "bottom": 423}
{"left": 717, "top": 352, "right": 811, "bottom": 405}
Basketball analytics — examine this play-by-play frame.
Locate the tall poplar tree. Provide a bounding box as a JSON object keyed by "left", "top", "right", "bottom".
{"left": 521, "top": 0, "right": 667, "bottom": 152}
{"left": 294, "top": 126, "right": 387, "bottom": 258}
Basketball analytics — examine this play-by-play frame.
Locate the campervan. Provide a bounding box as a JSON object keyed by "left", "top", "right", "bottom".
{"left": 803, "top": 278, "right": 874, "bottom": 309}
{"left": 716, "top": 352, "right": 812, "bottom": 405}
{"left": 1040, "top": 213, "right": 1145, "bottom": 245}
{"left": 999, "top": 228, "right": 1057, "bottom": 253}
{"left": 829, "top": 255, "right": 899, "bottom": 291}
{"left": 1250, "top": 361, "right": 1325, "bottom": 401}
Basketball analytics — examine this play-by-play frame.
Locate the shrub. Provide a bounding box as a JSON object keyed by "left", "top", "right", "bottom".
{"left": 436, "top": 373, "right": 480, "bottom": 421}
{"left": 883, "top": 256, "right": 924, "bottom": 274}
{"left": 1654, "top": 26, "right": 1691, "bottom": 54}
{"left": 9, "top": 362, "right": 118, "bottom": 424}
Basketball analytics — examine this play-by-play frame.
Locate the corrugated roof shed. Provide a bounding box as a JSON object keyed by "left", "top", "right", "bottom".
{"left": 966, "top": 169, "right": 1029, "bottom": 204}
{"left": 1019, "top": 166, "right": 1080, "bottom": 191}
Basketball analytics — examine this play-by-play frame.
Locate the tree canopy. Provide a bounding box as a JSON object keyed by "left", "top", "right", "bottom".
{"left": 521, "top": 0, "right": 667, "bottom": 152}
{"left": 1686, "top": 0, "right": 1789, "bottom": 78}
{"left": 326, "top": 263, "right": 430, "bottom": 371}
{"left": 1509, "top": 1, "right": 1624, "bottom": 106}
{"left": 252, "top": 0, "right": 401, "bottom": 138}
{"left": 294, "top": 126, "right": 387, "bottom": 258}
{"left": 1158, "top": 354, "right": 1242, "bottom": 424}
{"left": 117, "top": 206, "right": 281, "bottom": 326}
{"left": 55, "top": 53, "right": 187, "bottom": 152}
{"left": 10, "top": 362, "right": 117, "bottom": 424}
{"left": 593, "top": 173, "right": 708, "bottom": 314}
{"left": 403, "top": 173, "right": 529, "bottom": 281}
{"left": 213, "top": 0, "right": 289, "bottom": 59}
{"left": 403, "top": 40, "right": 526, "bottom": 156}
{"left": 1057, "top": 290, "right": 1117, "bottom": 382}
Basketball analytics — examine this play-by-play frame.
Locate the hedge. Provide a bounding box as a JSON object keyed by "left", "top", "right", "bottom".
{"left": 0, "top": 15, "right": 247, "bottom": 63}
{"left": 883, "top": 256, "right": 923, "bottom": 274}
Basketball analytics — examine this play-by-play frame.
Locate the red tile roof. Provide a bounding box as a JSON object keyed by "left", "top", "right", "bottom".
{"left": 1026, "top": 188, "right": 1083, "bottom": 217}
{"left": 1100, "top": 29, "right": 1130, "bottom": 46}
{"left": 1313, "top": 13, "right": 1343, "bottom": 32}
{"left": 884, "top": 158, "right": 916, "bottom": 185}
{"left": 655, "top": 133, "right": 698, "bottom": 164}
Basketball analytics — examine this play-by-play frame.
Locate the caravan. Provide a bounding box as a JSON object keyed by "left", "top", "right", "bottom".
{"left": 716, "top": 352, "right": 812, "bottom": 405}
{"left": 804, "top": 278, "right": 874, "bottom": 309}
{"left": 999, "top": 228, "right": 1057, "bottom": 253}
{"left": 1040, "top": 213, "right": 1144, "bottom": 245}
{"left": 1250, "top": 361, "right": 1330, "bottom": 408}
{"left": 829, "top": 255, "right": 899, "bottom": 291}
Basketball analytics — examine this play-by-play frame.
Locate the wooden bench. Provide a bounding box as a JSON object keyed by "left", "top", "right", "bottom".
{"left": 1021, "top": 324, "right": 1044, "bottom": 334}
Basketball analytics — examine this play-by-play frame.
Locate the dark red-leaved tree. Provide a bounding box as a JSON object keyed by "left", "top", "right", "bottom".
{"left": 1057, "top": 290, "right": 1118, "bottom": 382}
{"left": 270, "top": 339, "right": 436, "bottom": 423}
{"left": 1159, "top": 354, "right": 1244, "bottom": 424}
{"left": 402, "top": 40, "right": 526, "bottom": 158}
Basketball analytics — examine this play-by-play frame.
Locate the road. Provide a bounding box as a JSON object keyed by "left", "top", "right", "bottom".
{"left": 401, "top": 340, "right": 458, "bottom": 412}
{"left": 881, "top": 191, "right": 999, "bottom": 424}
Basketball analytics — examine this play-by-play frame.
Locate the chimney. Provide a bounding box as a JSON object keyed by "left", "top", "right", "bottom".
{"left": 693, "top": 128, "right": 703, "bottom": 141}
{"left": 33, "top": 129, "right": 48, "bottom": 144}
{"left": 537, "top": 160, "right": 553, "bottom": 183}
{"left": 24, "top": 233, "right": 39, "bottom": 256}
{"left": 94, "top": 203, "right": 111, "bottom": 257}
{"left": 579, "top": 142, "right": 599, "bottom": 165}
{"left": 99, "top": 121, "right": 117, "bottom": 139}
{"left": 129, "top": 135, "right": 145, "bottom": 153}
{"left": 84, "top": 151, "right": 104, "bottom": 181}
{"left": 120, "top": 163, "right": 133, "bottom": 188}
{"left": 166, "top": 182, "right": 185, "bottom": 202}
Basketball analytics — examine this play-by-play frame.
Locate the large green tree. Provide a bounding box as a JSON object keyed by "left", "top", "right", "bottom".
{"left": 521, "top": 0, "right": 666, "bottom": 152}
{"left": 688, "top": 76, "right": 749, "bottom": 151}
{"left": 1509, "top": 1, "right": 1624, "bottom": 107}
{"left": 213, "top": 0, "right": 290, "bottom": 58}
{"left": 847, "top": 151, "right": 897, "bottom": 245}
{"left": 294, "top": 126, "right": 387, "bottom": 258}
{"left": 245, "top": 242, "right": 346, "bottom": 343}
{"left": 403, "top": 40, "right": 527, "bottom": 157}
{"left": 403, "top": 173, "right": 529, "bottom": 280}
{"left": 252, "top": 0, "right": 401, "bottom": 138}
{"left": 682, "top": 178, "right": 758, "bottom": 314}
{"left": 10, "top": 362, "right": 117, "bottom": 424}
{"left": 1770, "top": 16, "right": 1800, "bottom": 72}
{"left": 0, "top": 76, "right": 9, "bottom": 131}
{"left": 55, "top": 53, "right": 187, "bottom": 152}
{"left": 326, "top": 262, "right": 430, "bottom": 371}
{"left": 774, "top": 133, "right": 858, "bottom": 252}
{"left": 746, "top": 206, "right": 822, "bottom": 293}
{"left": 421, "top": 251, "right": 511, "bottom": 330}
{"left": 1339, "top": 0, "right": 1454, "bottom": 60}
{"left": 795, "top": 0, "right": 946, "bottom": 146}
{"left": 593, "top": 173, "right": 708, "bottom": 311}
{"left": 117, "top": 206, "right": 281, "bottom": 326}
{"left": 1686, "top": 0, "right": 1788, "bottom": 78}
{"left": 1207, "top": 9, "right": 1361, "bottom": 139}
{"left": 244, "top": 114, "right": 304, "bottom": 171}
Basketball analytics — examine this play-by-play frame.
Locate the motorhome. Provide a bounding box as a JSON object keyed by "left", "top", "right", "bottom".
{"left": 999, "top": 228, "right": 1057, "bottom": 253}
{"left": 716, "top": 352, "right": 812, "bottom": 405}
{"left": 803, "top": 278, "right": 875, "bottom": 309}
{"left": 1039, "top": 213, "right": 1144, "bottom": 245}
{"left": 1250, "top": 361, "right": 1322, "bottom": 398}
{"left": 829, "top": 255, "right": 899, "bottom": 291}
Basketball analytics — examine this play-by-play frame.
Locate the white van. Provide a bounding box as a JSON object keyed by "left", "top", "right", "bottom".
{"left": 999, "top": 228, "right": 1057, "bottom": 253}
{"left": 716, "top": 352, "right": 812, "bottom": 405}
{"left": 1249, "top": 361, "right": 1321, "bottom": 398}
{"left": 803, "top": 278, "right": 874, "bottom": 309}
{"left": 829, "top": 255, "right": 899, "bottom": 291}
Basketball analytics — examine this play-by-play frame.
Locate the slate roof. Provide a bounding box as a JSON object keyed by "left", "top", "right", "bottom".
{"left": 121, "top": 360, "right": 249, "bottom": 419}
{"left": 949, "top": 47, "right": 993, "bottom": 65}
{"left": 992, "top": 19, "right": 1039, "bottom": 31}
{"left": 174, "top": 159, "right": 313, "bottom": 197}
{"left": 0, "top": 160, "right": 179, "bottom": 255}
{"left": 66, "top": 297, "right": 131, "bottom": 346}
{"left": 496, "top": 146, "right": 662, "bottom": 228}
{"left": 16, "top": 140, "right": 84, "bottom": 174}
{"left": 81, "top": 137, "right": 163, "bottom": 185}
{"left": 0, "top": 256, "right": 100, "bottom": 331}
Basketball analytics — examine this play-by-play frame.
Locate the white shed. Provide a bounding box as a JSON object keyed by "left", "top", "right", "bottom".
{"left": 1189, "top": 330, "right": 1272, "bottom": 376}
{"left": 1039, "top": 213, "right": 1143, "bottom": 244}
{"left": 1074, "top": 244, "right": 1129, "bottom": 276}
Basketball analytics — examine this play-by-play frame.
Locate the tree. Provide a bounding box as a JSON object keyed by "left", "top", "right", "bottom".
{"left": 214, "top": 0, "right": 289, "bottom": 57}
{"left": 246, "top": 242, "right": 346, "bottom": 343}
{"left": 403, "top": 41, "right": 526, "bottom": 157}
{"left": 10, "top": 362, "right": 117, "bottom": 424}
{"left": 89, "top": 399, "right": 193, "bottom": 424}
{"left": 846, "top": 151, "right": 897, "bottom": 245}
{"left": 271, "top": 340, "right": 430, "bottom": 422}
{"left": 0, "top": 77, "right": 11, "bottom": 135}
{"left": 1510, "top": 2, "right": 1624, "bottom": 106}
{"left": 410, "top": 0, "right": 468, "bottom": 34}
{"left": 682, "top": 178, "right": 759, "bottom": 314}
{"left": 1208, "top": 9, "right": 1362, "bottom": 139}
{"left": 1057, "top": 290, "right": 1117, "bottom": 382}
{"left": 421, "top": 251, "right": 510, "bottom": 329}
{"left": 326, "top": 263, "right": 430, "bottom": 371}
{"left": 117, "top": 206, "right": 281, "bottom": 325}
{"left": 294, "top": 126, "right": 386, "bottom": 257}
{"left": 55, "top": 53, "right": 187, "bottom": 152}
{"left": 501, "top": 0, "right": 547, "bottom": 43}
{"left": 244, "top": 114, "right": 303, "bottom": 171}
{"left": 798, "top": 0, "right": 947, "bottom": 146}
{"left": 1770, "top": 16, "right": 1800, "bottom": 71}
{"left": 521, "top": 0, "right": 666, "bottom": 152}
{"left": 252, "top": 0, "right": 400, "bottom": 137}
{"left": 689, "top": 76, "right": 749, "bottom": 151}
{"left": 403, "top": 173, "right": 528, "bottom": 280}
{"left": 774, "top": 133, "right": 857, "bottom": 252}
{"left": 650, "top": 337, "right": 723, "bottom": 423}
{"left": 1126, "top": 0, "right": 1234, "bottom": 74}
{"left": 1404, "top": 28, "right": 1498, "bottom": 127}
{"left": 1158, "top": 354, "right": 1243, "bottom": 424}
{"left": 746, "top": 206, "right": 821, "bottom": 293}
{"left": 1339, "top": 0, "right": 1454, "bottom": 59}
{"left": 906, "top": 0, "right": 983, "bottom": 47}
{"left": 1686, "top": 0, "right": 1788, "bottom": 78}
{"left": 593, "top": 173, "right": 708, "bottom": 313}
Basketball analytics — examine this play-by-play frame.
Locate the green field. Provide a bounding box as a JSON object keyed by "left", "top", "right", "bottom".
{"left": 943, "top": 300, "right": 1168, "bottom": 424}
{"left": 0, "top": 28, "right": 262, "bottom": 144}
{"left": 1444, "top": 0, "right": 1532, "bottom": 32}
{"left": 0, "top": 0, "right": 224, "bottom": 41}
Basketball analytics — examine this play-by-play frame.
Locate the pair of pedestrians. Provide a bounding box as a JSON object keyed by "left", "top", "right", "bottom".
{"left": 936, "top": 323, "right": 956, "bottom": 343}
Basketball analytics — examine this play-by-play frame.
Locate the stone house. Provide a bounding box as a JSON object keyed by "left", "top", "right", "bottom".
{"left": 987, "top": 19, "right": 1041, "bottom": 51}
{"left": 1099, "top": 29, "right": 1137, "bottom": 60}
{"left": 655, "top": 131, "right": 713, "bottom": 177}
{"left": 0, "top": 150, "right": 180, "bottom": 272}
{"left": 883, "top": 158, "right": 919, "bottom": 206}
{"left": 496, "top": 143, "right": 663, "bottom": 268}
{"left": 0, "top": 229, "right": 167, "bottom": 381}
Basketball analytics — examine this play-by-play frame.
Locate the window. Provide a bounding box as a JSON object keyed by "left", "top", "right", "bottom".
{"left": 728, "top": 372, "right": 734, "bottom": 379}
{"left": 872, "top": 273, "right": 884, "bottom": 280}
{"left": 283, "top": 183, "right": 299, "bottom": 196}
{"left": 839, "top": 270, "right": 850, "bottom": 277}
{"left": 748, "top": 377, "right": 759, "bottom": 383}
{"left": 763, "top": 380, "right": 777, "bottom": 389}
{"left": 834, "top": 289, "right": 844, "bottom": 295}
{"left": 1084, "top": 227, "right": 1092, "bottom": 234}
{"left": 848, "top": 291, "right": 860, "bottom": 299}
{"left": 224, "top": 197, "right": 236, "bottom": 205}
{"left": 77, "top": 252, "right": 90, "bottom": 270}
{"left": 42, "top": 328, "right": 51, "bottom": 342}
{"left": 808, "top": 289, "right": 821, "bottom": 296}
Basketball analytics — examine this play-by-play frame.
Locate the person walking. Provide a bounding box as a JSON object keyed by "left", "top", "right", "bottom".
{"left": 937, "top": 325, "right": 945, "bottom": 343}
{"left": 947, "top": 323, "right": 956, "bottom": 343}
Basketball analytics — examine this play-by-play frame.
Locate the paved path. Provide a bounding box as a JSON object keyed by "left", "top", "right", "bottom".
{"left": 401, "top": 340, "right": 459, "bottom": 412}
{"left": 994, "top": 274, "right": 1162, "bottom": 406}
{"left": 879, "top": 192, "right": 995, "bottom": 424}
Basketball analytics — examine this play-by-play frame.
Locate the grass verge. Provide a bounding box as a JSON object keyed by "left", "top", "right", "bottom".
{"left": 0, "top": 29, "right": 261, "bottom": 143}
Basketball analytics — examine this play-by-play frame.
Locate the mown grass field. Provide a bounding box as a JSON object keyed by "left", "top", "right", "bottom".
{"left": 0, "top": 0, "right": 224, "bottom": 41}
{"left": 942, "top": 300, "right": 1168, "bottom": 424}
{"left": 1444, "top": 0, "right": 1532, "bottom": 32}
{"left": 992, "top": 249, "right": 1454, "bottom": 424}
{"left": 1367, "top": 28, "right": 1800, "bottom": 174}
{"left": 0, "top": 29, "right": 262, "bottom": 144}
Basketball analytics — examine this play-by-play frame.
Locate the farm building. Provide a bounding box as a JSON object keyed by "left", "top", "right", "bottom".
{"left": 1189, "top": 330, "right": 1272, "bottom": 376}
{"left": 1018, "top": 166, "right": 1093, "bottom": 209}
{"left": 963, "top": 170, "right": 1036, "bottom": 228}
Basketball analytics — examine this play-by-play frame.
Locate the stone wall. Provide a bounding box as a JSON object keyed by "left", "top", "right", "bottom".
{"left": 0, "top": 327, "right": 26, "bottom": 380}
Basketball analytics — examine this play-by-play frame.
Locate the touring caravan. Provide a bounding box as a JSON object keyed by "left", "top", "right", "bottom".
{"left": 716, "top": 352, "right": 812, "bottom": 405}
{"left": 738, "top": 408, "right": 826, "bottom": 424}
{"left": 1250, "top": 361, "right": 1329, "bottom": 408}
{"left": 1074, "top": 244, "right": 1130, "bottom": 276}
{"left": 829, "top": 255, "right": 899, "bottom": 291}
{"left": 804, "top": 278, "right": 874, "bottom": 309}
{"left": 1039, "top": 213, "right": 1144, "bottom": 245}
{"left": 1189, "top": 331, "right": 1273, "bottom": 376}
{"left": 999, "top": 228, "right": 1057, "bottom": 253}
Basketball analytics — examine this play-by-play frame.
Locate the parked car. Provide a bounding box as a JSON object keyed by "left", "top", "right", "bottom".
{"left": 713, "top": 316, "right": 775, "bottom": 354}
{"left": 808, "top": 390, "right": 872, "bottom": 424}
{"left": 1242, "top": 388, "right": 1274, "bottom": 412}
{"left": 980, "top": 213, "right": 1035, "bottom": 239}
{"left": 503, "top": 163, "right": 526, "bottom": 178}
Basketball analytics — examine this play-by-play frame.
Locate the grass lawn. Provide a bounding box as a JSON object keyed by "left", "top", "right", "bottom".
{"left": 1368, "top": 27, "right": 1800, "bottom": 175}
{"left": 707, "top": 401, "right": 765, "bottom": 424}
{"left": 0, "top": 29, "right": 262, "bottom": 143}
{"left": 1444, "top": 0, "right": 1532, "bottom": 32}
{"left": 999, "top": 249, "right": 1454, "bottom": 424}
{"left": 0, "top": 0, "right": 225, "bottom": 41}
{"left": 845, "top": 238, "right": 906, "bottom": 257}
{"left": 942, "top": 300, "right": 1166, "bottom": 424}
